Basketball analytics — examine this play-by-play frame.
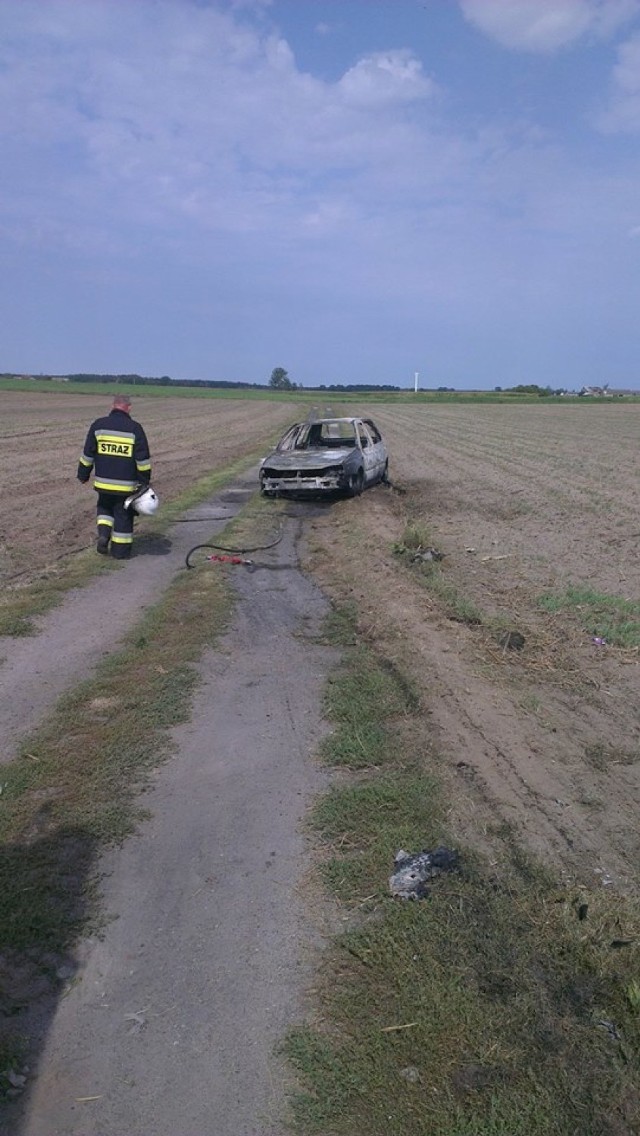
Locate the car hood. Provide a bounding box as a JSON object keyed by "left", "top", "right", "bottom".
{"left": 262, "top": 447, "right": 353, "bottom": 469}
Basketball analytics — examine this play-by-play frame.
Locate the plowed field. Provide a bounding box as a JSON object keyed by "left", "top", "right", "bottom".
{"left": 0, "top": 390, "right": 295, "bottom": 579}
{"left": 306, "top": 400, "right": 640, "bottom": 889}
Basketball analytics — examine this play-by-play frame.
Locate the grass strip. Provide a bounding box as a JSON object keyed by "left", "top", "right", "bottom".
{"left": 538, "top": 585, "right": 640, "bottom": 649}
{"left": 0, "top": 496, "right": 275, "bottom": 1099}
{"left": 0, "top": 378, "right": 307, "bottom": 401}
{"left": 393, "top": 521, "right": 483, "bottom": 627}
{"left": 320, "top": 643, "right": 418, "bottom": 770}
{"left": 0, "top": 446, "right": 268, "bottom": 637}
{"left": 0, "top": 553, "right": 116, "bottom": 637}
{"left": 286, "top": 606, "right": 640, "bottom": 1136}
{"left": 5, "top": 379, "right": 640, "bottom": 405}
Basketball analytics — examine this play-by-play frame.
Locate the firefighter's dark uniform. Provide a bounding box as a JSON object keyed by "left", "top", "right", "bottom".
{"left": 77, "top": 408, "right": 152, "bottom": 559}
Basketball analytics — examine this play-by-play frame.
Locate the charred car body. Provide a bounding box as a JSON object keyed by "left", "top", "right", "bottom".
{"left": 260, "top": 417, "right": 388, "bottom": 497}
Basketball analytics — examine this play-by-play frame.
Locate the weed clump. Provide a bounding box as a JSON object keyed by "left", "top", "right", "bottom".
{"left": 538, "top": 585, "right": 640, "bottom": 649}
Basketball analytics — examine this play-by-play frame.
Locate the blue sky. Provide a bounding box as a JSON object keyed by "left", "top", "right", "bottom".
{"left": 2, "top": 0, "right": 640, "bottom": 389}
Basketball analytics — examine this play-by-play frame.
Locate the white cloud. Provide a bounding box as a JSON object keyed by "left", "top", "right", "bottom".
{"left": 460, "top": 0, "right": 639, "bottom": 52}
{"left": 0, "top": 3, "right": 440, "bottom": 255}
{"left": 228, "top": 0, "right": 272, "bottom": 11}
{"left": 338, "top": 50, "right": 435, "bottom": 107}
{"left": 1, "top": 0, "right": 639, "bottom": 352}
{"left": 597, "top": 32, "right": 640, "bottom": 130}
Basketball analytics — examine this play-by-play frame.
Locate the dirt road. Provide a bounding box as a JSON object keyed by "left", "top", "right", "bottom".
{"left": 4, "top": 478, "right": 338, "bottom": 1136}
{"left": 0, "top": 482, "right": 255, "bottom": 763}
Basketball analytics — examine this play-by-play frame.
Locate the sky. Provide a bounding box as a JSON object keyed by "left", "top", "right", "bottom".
{"left": 1, "top": 0, "right": 640, "bottom": 390}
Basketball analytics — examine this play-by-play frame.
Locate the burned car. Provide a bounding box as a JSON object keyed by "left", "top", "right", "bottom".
{"left": 260, "top": 417, "right": 388, "bottom": 497}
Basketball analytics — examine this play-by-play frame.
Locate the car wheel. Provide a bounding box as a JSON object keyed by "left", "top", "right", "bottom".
{"left": 380, "top": 460, "right": 389, "bottom": 484}
{"left": 348, "top": 468, "right": 365, "bottom": 497}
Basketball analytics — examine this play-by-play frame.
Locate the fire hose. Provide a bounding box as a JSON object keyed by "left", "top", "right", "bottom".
{"left": 185, "top": 529, "right": 284, "bottom": 570}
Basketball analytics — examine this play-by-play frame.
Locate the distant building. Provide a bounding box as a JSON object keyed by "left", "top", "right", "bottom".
{"left": 579, "top": 385, "right": 639, "bottom": 397}
{"left": 579, "top": 386, "right": 611, "bottom": 397}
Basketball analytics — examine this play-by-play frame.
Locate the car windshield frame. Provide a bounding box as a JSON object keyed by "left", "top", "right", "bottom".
{"left": 276, "top": 420, "right": 359, "bottom": 453}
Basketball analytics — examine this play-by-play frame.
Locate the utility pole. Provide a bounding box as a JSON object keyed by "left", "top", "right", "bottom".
{"left": 414, "top": 371, "right": 419, "bottom": 393}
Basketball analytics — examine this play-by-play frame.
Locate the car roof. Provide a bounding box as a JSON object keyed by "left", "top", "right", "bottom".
{"left": 295, "top": 417, "right": 366, "bottom": 426}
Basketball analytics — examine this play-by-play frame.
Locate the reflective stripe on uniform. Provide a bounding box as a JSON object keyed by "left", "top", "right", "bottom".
{"left": 95, "top": 431, "right": 135, "bottom": 442}
{"left": 79, "top": 454, "right": 93, "bottom": 467}
{"left": 93, "top": 478, "right": 138, "bottom": 491}
{"left": 111, "top": 531, "right": 134, "bottom": 544}
{"left": 97, "top": 514, "right": 114, "bottom": 527}
{"left": 136, "top": 460, "right": 152, "bottom": 472}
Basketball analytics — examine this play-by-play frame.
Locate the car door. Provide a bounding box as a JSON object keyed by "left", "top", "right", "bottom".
{"left": 357, "top": 422, "right": 379, "bottom": 483}
{"left": 362, "top": 419, "right": 386, "bottom": 480}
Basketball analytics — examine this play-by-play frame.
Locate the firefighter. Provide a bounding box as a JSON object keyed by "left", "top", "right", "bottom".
{"left": 77, "top": 394, "right": 152, "bottom": 559}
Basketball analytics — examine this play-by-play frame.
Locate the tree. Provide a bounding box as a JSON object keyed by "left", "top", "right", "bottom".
{"left": 269, "top": 366, "right": 294, "bottom": 390}
{"left": 510, "top": 384, "right": 545, "bottom": 396}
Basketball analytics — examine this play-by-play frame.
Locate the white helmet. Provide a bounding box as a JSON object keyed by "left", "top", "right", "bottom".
{"left": 125, "top": 485, "right": 159, "bottom": 515}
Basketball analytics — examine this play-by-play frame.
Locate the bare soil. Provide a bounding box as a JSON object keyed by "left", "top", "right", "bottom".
{"left": 0, "top": 390, "right": 295, "bottom": 579}
{"left": 303, "top": 402, "right": 640, "bottom": 890}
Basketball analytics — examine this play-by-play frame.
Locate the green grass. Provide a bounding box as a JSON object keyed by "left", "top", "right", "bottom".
{"left": 286, "top": 871, "right": 640, "bottom": 1135}
{"left": 424, "top": 571, "right": 484, "bottom": 626}
{"left": 584, "top": 742, "right": 640, "bottom": 771}
{"left": 393, "top": 523, "right": 483, "bottom": 627}
{"left": 320, "top": 645, "right": 418, "bottom": 769}
{"left": 320, "top": 602, "right": 361, "bottom": 647}
{"left": 538, "top": 585, "right": 640, "bottom": 648}
{"left": 521, "top": 693, "right": 542, "bottom": 713}
{"left": 0, "top": 552, "right": 116, "bottom": 636}
{"left": 0, "top": 546, "right": 230, "bottom": 849}
{"left": 0, "top": 377, "right": 306, "bottom": 401}
{"left": 392, "top": 519, "right": 435, "bottom": 554}
{"left": 313, "top": 773, "right": 443, "bottom": 902}
{"left": 5, "top": 377, "right": 640, "bottom": 404}
{"left": 287, "top": 605, "right": 640, "bottom": 1136}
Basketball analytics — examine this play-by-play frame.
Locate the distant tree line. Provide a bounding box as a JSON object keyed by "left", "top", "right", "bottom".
{"left": 9, "top": 370, "right": 401, "bottom": 392}
{"left": 494, "top": 384, "right": 566, "bottom": 396}
{"left": 268, "top": 368, "right": 400, "bottom": 392}
{"left": 66, "top": 373, "right": 266, "bottom": 389}
{"left": 3, "top": 373, "right": 572, "bottom": 396}
{"left": 316, "top": 383, "right": 400, "bottom": 391}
